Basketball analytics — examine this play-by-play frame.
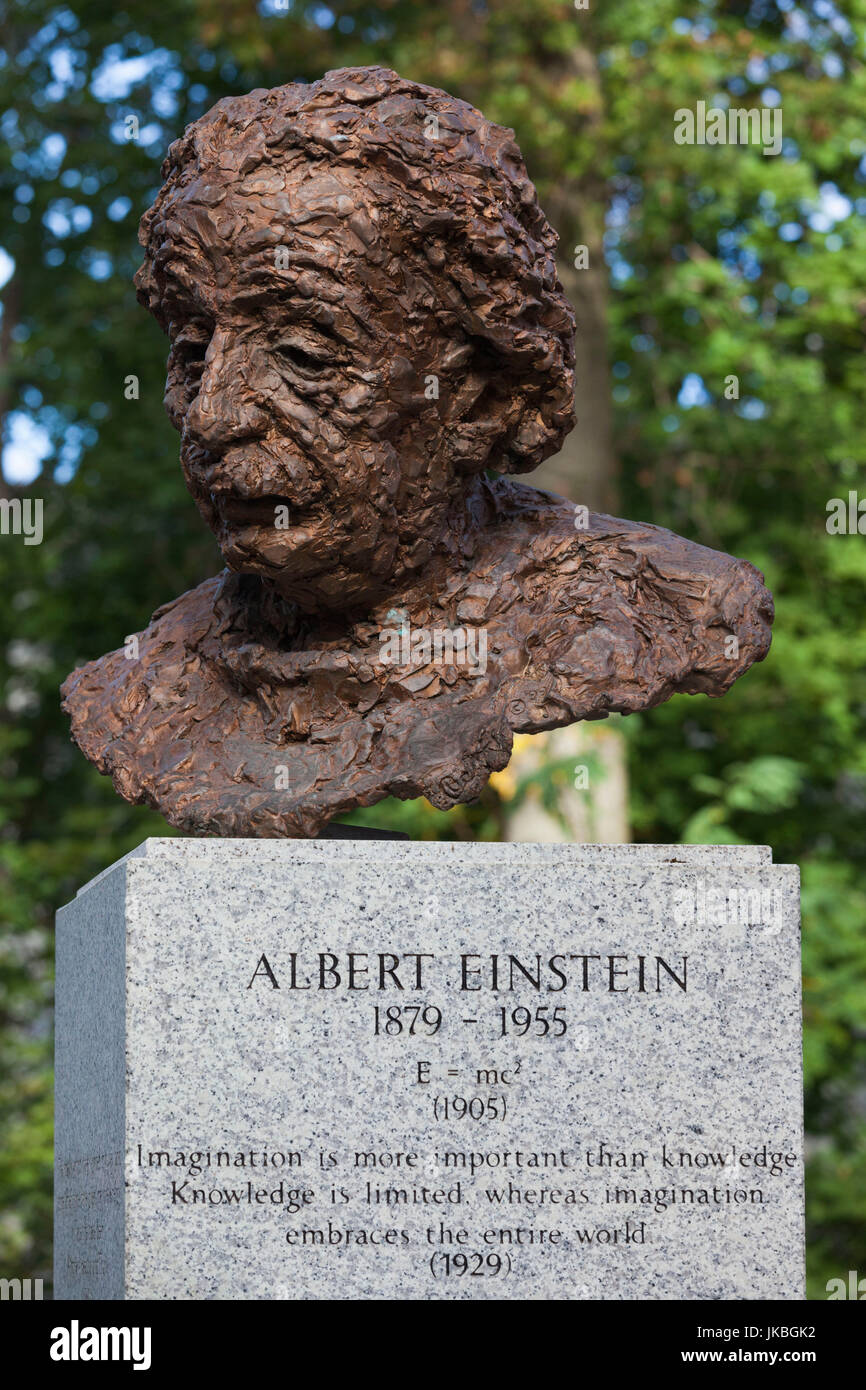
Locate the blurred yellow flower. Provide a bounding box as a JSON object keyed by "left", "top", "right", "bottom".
{"left": 488, "top": 733, "right": 538, "bottom": 801}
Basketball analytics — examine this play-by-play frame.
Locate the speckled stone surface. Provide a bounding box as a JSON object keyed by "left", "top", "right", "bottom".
{"left": 55, "top": 839, "right": 804, "bottom": 1301}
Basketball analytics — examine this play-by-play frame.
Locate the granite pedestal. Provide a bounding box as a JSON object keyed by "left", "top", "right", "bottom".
{"left": 55, "top": 840, "right": 804, "bottom": 1300}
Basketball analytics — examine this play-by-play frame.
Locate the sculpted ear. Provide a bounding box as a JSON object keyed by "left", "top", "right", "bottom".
{"left": 444, "top": 364, "right": 575, "bottom": 477}
{"left": 501, "top": 384, "right": 576, "bottom": 474}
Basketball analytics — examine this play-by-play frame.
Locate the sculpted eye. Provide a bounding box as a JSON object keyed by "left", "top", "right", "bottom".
{"left": 274, "top": 339, "right": 334, "bottom": 377}
{"left": 171, "top": 321, "right": 212, "bottom": 367}
{"left": 167, "top": 324, "right": 212, "bottom": 416}
{"left": 180, "top": 341, "right": 207, "bottom": 364}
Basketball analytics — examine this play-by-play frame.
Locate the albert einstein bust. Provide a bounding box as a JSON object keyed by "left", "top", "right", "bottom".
{"left": 62, "top": 67, "right": 773, "bottom": 836}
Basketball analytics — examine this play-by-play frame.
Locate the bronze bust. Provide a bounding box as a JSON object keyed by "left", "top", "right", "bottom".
{"left": 61, "top": 66, "right": 773, "bottom": 837}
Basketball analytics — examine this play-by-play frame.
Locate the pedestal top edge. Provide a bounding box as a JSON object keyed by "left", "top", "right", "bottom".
{"left": 67, "top": 839, "right": 778, "bottom": 901}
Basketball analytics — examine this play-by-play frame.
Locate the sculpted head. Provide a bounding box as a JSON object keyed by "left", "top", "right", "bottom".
{"left": 135, "top": 66, "right": 575, "bottom": 613}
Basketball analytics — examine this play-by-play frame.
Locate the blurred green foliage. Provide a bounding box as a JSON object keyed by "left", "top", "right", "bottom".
{"left": 1, "top": 0, "right": 864, "bottom": 1298}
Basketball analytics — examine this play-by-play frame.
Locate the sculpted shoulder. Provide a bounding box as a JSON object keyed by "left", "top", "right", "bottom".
{"left": 60, "top": 577, "right": 229, "bottom": 810}
{"left": 461, "top": 480, "right": 773, "bottom": 728}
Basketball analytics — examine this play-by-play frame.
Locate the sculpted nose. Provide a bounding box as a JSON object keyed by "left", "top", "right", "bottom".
{"left": 185, "top": 330, "right": 269, "bottom": 447}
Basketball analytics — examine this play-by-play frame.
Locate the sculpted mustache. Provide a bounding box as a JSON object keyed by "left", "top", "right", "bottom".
{"left": 182, "top": 439, "right": 326, "bottom": 508}
{"left": 217, "top": 495, "right": 322, "bottom": 526}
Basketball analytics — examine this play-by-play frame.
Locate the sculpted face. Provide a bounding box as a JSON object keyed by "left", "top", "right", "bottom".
{"left": 136, "top": 68, "right": 576, "bottom": 614}
{"left": 157, "top": 168, "right": 473, "bottom": 612}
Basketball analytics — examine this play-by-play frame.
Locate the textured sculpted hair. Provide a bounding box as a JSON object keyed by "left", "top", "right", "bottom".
{"left": 135, "top": 65, "right": 575, "bottom": 477}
